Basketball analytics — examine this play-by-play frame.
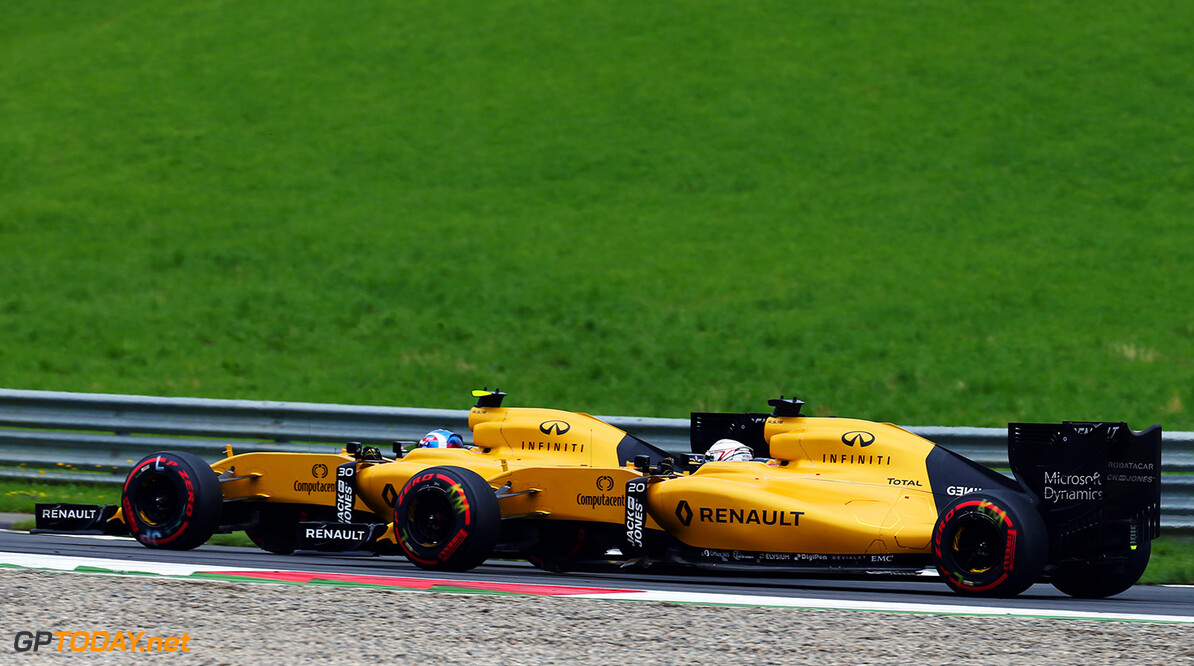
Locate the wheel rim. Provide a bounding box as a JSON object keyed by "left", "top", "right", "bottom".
{"left": 406, "top": 488, "right": 455, "bottom": 546}
{"left": 136, "top": 474, "right": 180, "bottom": 526}
{"left": 949, "top": 515, "right": 1000, "bottom": 574}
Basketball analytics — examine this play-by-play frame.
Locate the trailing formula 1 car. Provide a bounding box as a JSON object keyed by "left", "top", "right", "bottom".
{"left": 35, "top": 391, "right": 1161, "bottom": 598}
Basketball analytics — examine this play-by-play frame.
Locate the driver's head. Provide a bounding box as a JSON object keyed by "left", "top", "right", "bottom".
{"left": 419, "top": 429, "right": 464, "bottom": 448}
{"left": 705, "top": 439, "right": 753, "bottom": 461}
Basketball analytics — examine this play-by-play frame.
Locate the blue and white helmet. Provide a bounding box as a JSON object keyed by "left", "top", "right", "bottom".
{"left": 419, "top": 429, "right": 464, "bottom": 448}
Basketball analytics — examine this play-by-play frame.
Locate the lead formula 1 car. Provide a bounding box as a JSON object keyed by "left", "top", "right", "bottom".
{"left": 36, "top": 391, "right": 1161, "bottom": 598}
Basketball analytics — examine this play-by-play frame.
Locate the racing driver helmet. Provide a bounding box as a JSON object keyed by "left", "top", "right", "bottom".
{"left": 705, "top": 439, "right": 753, "bottom": 462}
{"left": 419, "top": 429, "right": 464, "bottom": 448}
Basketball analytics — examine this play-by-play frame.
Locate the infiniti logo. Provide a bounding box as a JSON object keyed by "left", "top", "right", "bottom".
{"left": 841, "top": 431, "right": 875, "bottom": 447}
{"left": 540, "top": 420, "right": 571, "bottom": 436}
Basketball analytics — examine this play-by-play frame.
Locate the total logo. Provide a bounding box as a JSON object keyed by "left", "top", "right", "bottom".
{"left": 887, "top": 478, "right": 923, "bottom": 487}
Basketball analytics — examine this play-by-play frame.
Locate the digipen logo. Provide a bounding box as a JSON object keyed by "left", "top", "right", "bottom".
{"left": 596, "top": 475, "right": 614, "bottom": 492}
{"left": 676, "top": 500, "right": 693, "bottom": 527}
{"left": 539, "top": 420, "right": 571, "bottom": 436}
{"left": 841, "top": 431, "right": 875, "bottom": 447}
{"left": 312, "top": 464, "right": 329, "bottom": 479}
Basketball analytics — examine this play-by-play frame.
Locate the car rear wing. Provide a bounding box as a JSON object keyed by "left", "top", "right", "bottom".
{"left": 1009, "top": 422, "right": 1162, "bottom": 557}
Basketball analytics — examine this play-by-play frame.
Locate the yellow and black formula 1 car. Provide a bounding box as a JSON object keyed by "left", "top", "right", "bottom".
{"left": 36, "top": 391, "right": 1161, "bottom": 598}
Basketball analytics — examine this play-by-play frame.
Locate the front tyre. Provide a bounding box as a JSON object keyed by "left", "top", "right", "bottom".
{"left": 932, "top": 489, "right": 1047, "bottom": 597}
{"left": 394, "top": 466, "right": 499, "bottom": 572}
{"left": 122, "top": 451, "right": 222, "bottom": 550}
{"left": 1051, "top": 541, "right": 1151, "bottom": 598}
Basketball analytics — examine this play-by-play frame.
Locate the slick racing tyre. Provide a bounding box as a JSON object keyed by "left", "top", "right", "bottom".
{"left": 394, "top": 466, "right": 500, "bottom": 572}
{"left": 245, "top": 505, "right": 312, "bottom": 555}
{"left": 122, "top": 451, "right": 222, "bottom": 550}
{"left": 932, "top": 489, "right": 1047, "bottom": 597}
{"left": 528, "top": 525, "right": 595, "bottom": 572}
{"left": 1050, "top": 541, "right": 1152, "bottom": 598}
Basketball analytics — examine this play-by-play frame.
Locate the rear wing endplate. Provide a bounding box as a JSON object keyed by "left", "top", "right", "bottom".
{"left": 1009, "top": 422, "right": 1162, "bottom": 555}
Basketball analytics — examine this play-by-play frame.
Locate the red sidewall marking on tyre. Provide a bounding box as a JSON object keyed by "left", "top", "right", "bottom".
{"left": 431, "top": 474, "right": 471, "bottom": 525}
{"left": 403, "top": 550, "right": 440, "bottom": 567}
{"left": 1004, "top": 529, "right": 1017, "bottom": 571}
{"left": 399, "top": 475, "right": 474, "bottom": 564}
{"left": 123, "top": 456, "right": 194, "bottom": 545}
{"left": 935, "top": 500, "right": 1017, "bottom": 592}
{"left": 956, "top": 499, "right": 1013, "bottom": 528}
{"left": 437, "top": 528, "right": 469, "bottom": 562}
{"left": 122, "top": 496, "right": 138, "bottom": 535}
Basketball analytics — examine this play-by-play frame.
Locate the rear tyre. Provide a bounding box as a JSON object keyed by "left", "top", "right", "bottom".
{"left": 932, "top": 489, "right": 1047, "bottom": 597}
{"left": 122, "top": 451, "right": 222, "bottom": 550}
{"left": 1051, "top": 541, "right": 1151, "bottom": 598}
{"left": 528, "top": 525, "right": 609, "bottom": 572}
{"left": 245, "top": 505, "right": 308, "bottom": 555}
{"left": 394, "top": 466, "right": 500, "bottom": 572}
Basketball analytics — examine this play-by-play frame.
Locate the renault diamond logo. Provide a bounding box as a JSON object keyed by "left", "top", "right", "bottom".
{"left": 540, "top": 420, "right": 571, "bottom": 436}
{"left": 676, "top": 500, "right": 693, "bottom": 527}
{"left": 841, "top": 431, "right": 875, "bottom": 447}
{"left": 312, "top": 463, "right": 329, "bottom": 478}
{"left": 382, "top": 483, "right": 397, "bottom": 507}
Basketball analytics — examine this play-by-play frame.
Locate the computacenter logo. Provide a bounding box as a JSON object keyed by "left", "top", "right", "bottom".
{"left": 841, "top": 431, "right": 875, "bottom": 447}
{"left": 312, "top": 463, "right": 329, "bottom": 479}
{"left": 539, "top": 420, "right": 571, "bottom": 436}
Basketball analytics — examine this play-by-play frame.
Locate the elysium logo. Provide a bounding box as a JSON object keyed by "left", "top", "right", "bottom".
{"left": 540, "top": 420, "right": 571, "bottom": 436}
{"left": 312, "top": 464, "right": 329, "bottom": 478}
{"left": 841, "top": 431, "right": 875, "bottom": 447}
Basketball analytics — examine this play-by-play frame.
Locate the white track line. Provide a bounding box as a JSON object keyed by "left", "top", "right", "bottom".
{"left": 571, "top": 589, "right": 1194, "bottom": 623}
{"left": 0, "top": 551, "right": 268, "bottom": 576}
{"left": 2, "top": 549, "right": 1192, "bottom": 623}
{"left": 0, "top": 528, "right": 134, "bottom": 541}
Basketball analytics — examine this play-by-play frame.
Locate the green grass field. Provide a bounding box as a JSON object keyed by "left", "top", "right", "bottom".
{"left": 2, "top": 2, "right": 1192, "bottom": 427}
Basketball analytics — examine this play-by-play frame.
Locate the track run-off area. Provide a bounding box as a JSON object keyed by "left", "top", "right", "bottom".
{"left": 5, "top": 530, "right": 1194, "bottom": 664}
{"left": 3, "top": 531, "right": 1192, "bottom": 623}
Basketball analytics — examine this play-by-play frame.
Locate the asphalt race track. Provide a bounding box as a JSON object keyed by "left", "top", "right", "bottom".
{"left": 3, "top": 530, "right": 1192, "bottom": 621}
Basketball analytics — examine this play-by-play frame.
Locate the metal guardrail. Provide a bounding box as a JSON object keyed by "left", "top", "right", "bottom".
{"left": 2, "top": 388, "right": 1191, "bottom": 529}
